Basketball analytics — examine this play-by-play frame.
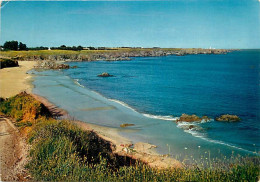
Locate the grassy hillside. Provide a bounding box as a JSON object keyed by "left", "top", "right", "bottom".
{"left": 0, "top": 93, "right": 259, "bottom": 181}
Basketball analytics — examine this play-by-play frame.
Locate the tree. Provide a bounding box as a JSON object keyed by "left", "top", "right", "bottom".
{"left": 77, "top": 45, "right": 83, "bottom": 51}
{"left": 60, "top": 45, "right": 67, "bottom": 49}
{"left": 19, "top": 42, "right": 27, "bottom": 50}
{"left": 3, "top": 41, "right": 18, "bottom": 50}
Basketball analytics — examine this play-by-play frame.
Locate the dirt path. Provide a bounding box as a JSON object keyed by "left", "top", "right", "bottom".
{"left": 0, "top": 116, "right": 29, "bottom": 181}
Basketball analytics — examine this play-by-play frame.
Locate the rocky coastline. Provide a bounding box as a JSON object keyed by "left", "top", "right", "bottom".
{"left": 4, "top": 48, "right": 231, "bottom": 63}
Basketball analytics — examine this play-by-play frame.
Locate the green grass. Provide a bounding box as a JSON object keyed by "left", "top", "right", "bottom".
{"left": 1, "top": 93, "right": 259, "bottom": 181}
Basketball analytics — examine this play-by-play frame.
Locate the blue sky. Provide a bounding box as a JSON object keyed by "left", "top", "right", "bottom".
{"left": 1, "top": 0, "right": 259, "bottom": 48}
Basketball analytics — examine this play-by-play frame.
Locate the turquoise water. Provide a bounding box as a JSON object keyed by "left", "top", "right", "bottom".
{"left": 31, "top": 50, "right": 259, "bottom": 161}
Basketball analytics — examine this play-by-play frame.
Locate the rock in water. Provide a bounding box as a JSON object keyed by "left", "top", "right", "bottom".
{"left": 201, "top": 116, "right": 211, "bottom": 122}
{"left": 177, "top": 114, "right": 211, "bottom": 122}
{"left": 215, "top": 114, "right": 241, "bottom": 122}
{"left": 97, "top": 72, "right": 113, "bottom": 77}
{"left": 120, "top": 123, "right": 135, "bottom": 128}
{"left": 177, "top": 114, "right": 202, "bottom": 122}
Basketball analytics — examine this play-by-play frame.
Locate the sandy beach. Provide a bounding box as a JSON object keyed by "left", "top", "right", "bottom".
{"left": 0, "top": 61, "right": 36, "bottom": 98}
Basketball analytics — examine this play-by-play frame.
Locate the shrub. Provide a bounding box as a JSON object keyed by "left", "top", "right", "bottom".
{"left": 0, "top": 58, "right": 19, "bottom": 69}
{"left": 0, "top": 92, "right": 51, "bottom": 121}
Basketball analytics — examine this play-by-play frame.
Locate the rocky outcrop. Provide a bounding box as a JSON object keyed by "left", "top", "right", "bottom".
{"left": 177, "top": 114, "right": 201, "bottom": 122}
{"left": 177, "top": 114, "right": 211, "bottom": 122}
{"left": 34, "top": 61, "right": 70, "bottom": 69}
{"left": 98, "top": 72, "right": 113, "bottom": 77}
{"left": 215, "top": 114, "right": 240, "bottom": 122}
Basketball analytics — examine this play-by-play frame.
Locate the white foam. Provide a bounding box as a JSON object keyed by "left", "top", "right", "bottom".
{"left": 179, "top": 123, "right": 256, "bottom": 154}
{"left": 142, "top": 113, "right": 178, "bottom": 121}
{"left": 73, "top": 79, "right": 85, "bottom": 88}
{"left": 176, "top": 122, "right": 197, "bottom": 127}
{"left": 109, "top": 99, "right": 179, "bottom": 121}
{"left": 108, "top": 99, "right": 138, "bottom": 113}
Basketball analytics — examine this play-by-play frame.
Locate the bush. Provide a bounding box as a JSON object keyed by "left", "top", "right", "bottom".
{"left": 0, "top": 58, "right": 19, "bottom": 69}
{"left": 0, "top": 92, "right": 51, "bottom": 121}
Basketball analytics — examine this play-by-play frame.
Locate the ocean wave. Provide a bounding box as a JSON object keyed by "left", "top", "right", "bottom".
{"left": 177, "top": 122, "right": 206, "bottom": 138}
{"left": 143, "top": 113, "right": 178, "bottom": 121}
{"left": 108, "top": 99, "right": 138, "bottom": 113}
{"left": 205, "top": 137, "right": 256, "bottom": 154}
{"left": 73, "top": 79, "right": 85, "bottom": 88}
{"left": 177, "top": 122, "right": 257, "bottom": 154}
{"left": 109, "top": 99, "right": 179, "bottom": 121}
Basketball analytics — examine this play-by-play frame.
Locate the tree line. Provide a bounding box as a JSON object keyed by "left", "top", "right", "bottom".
{"left": 1, "top": 40, "right": 115, "bottom": 51}
{"left": 1, "top": 41, "right": 27, "bottom": 51}
{"left": 50, "top": 45, "right": 83, "bottom": 51}
{"left": 1, "top": 41, "right": 84, "bottom": 51}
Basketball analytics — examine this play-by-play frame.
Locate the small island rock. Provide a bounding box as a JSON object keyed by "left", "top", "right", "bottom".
{"left": 215, "top": 114, "right": 240, "bottom": 122}
{"left": 98, "top": 72, "right": 113, "bottom": 77}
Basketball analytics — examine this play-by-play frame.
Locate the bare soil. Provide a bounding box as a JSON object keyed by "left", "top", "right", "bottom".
{"left": 0, "top": 116, "right": 30, "bottom": 181}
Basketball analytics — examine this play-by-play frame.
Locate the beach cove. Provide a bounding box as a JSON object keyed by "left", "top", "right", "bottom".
{"left": 30, "top": 50, "right": 260, "bottom": 162}
{"left": 0, "top": 52, "right": 259, "bottom": 181}
{"left": 0, "top": 60, "right": 182, "bottom": 169}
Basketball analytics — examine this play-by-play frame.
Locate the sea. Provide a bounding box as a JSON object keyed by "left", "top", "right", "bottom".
{"left": 31, "top": 49, "right": 260, "bottom": 161}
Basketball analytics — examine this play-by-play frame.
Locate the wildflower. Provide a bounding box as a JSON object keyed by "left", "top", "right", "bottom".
{"left": 184, "top": 147, "right": 188, "bottom": 150}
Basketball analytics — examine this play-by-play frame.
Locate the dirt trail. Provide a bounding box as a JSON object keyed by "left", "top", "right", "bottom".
{"left": 0, "top": 116, "right": 29, "bottom": 181}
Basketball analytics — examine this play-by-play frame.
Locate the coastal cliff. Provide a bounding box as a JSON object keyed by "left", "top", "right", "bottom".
{"left": 0, "top": 48, "right": 230, "bottom": 62}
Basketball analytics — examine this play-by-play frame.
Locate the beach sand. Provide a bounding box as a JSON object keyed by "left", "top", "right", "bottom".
{"left": 0, "top": 61, "right": 36, "bottom": 98}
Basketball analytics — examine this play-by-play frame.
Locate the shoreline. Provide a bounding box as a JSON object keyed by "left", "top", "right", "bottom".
{"left": 32, "top": 93, "right": 182, "bottom": 168}
{"left": 0, "top": 62, "right": 182, "bottom": 169}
